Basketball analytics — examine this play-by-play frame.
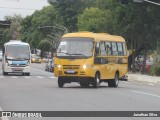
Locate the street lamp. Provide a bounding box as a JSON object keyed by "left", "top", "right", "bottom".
{"left": 38, "top": 24, "right": 68, "bottom": 58}
{"left": 133, "top": 0, "right": 160, "bottom": 6}
{"left": 38, "top": 25, "right": 68, "bottom": 34}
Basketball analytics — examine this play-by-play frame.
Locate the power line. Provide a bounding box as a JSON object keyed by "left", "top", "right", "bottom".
{"left": 0, "top": 6, "right": 37, "bottom": 10}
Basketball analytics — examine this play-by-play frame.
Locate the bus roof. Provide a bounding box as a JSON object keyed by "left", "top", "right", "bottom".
{"left": 62, "top": 32, "right": 125, "bottom": 42}
{"left": 4, "top": 40, "right": 29, "bottom": 46}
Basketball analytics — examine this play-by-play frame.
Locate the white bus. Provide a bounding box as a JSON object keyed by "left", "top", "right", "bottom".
{"left": 2, "top": 40, "right": 31, "bottom": 76}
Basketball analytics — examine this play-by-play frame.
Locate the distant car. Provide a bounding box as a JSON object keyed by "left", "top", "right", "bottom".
{"left": 45, "top": 59, "right": 54, "bottom": 72}
{"left": 31, "top": 54, "right": 41, "bottom": 63}
{"left": 0, "top": 51, "right": 2, "bottom": 61}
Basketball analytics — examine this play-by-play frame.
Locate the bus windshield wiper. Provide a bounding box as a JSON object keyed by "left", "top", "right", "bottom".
{"left": 70, "top": 53, "right": 87, "bottom": 58}
{"left": 58, "top": 52, "right": 71, "bottom": 55}
{"left": 22, "top": 58, "right": 30, "bottom": 60}
{"left": 15, "top": 58, "right": 29, "bottom": 60}
{"left": 57, "top": 52, "right": 74, "bottom": 58}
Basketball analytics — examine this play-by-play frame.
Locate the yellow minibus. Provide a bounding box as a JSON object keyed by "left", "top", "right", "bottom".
{"left": 54, "top": 32, "right": 128, "bottom": 88}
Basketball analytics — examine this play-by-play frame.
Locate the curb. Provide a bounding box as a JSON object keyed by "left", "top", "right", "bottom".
{"left": 128, "top": 74, "right": 160, "bottom": 86}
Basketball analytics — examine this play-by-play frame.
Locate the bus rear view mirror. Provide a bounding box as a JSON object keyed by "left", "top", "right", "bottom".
{"left": 2, "top": 47, "right": 4, "bottom": 55}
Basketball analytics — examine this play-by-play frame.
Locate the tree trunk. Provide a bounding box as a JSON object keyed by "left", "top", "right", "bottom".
{"left": 142, "top": 49, "right": 148, "bottom": 74}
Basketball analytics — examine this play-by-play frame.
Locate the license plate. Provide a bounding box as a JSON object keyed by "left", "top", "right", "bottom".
{"left": 67, "top": 70, "right": 75, "bottom": 74}
{"left": 12, "top": 68, "right": 23, "bottom": 72}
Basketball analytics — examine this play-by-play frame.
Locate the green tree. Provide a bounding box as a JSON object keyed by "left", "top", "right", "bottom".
{"left": 78, "top": 7, "right": 112, "bottom": 33}
{"left": 3, "top": 14, "right": 23, "bottom": 43}
{"left": 50, "top": 0, "right": 87, "bottom": 32}
{"left": 21, "top": 6, "right": 57, "bottom": 50}
{"left": 38, "top": 39, "right": 52, "bottom": 52}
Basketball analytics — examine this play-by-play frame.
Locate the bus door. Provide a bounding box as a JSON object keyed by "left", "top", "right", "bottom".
{"left": 94, "top": 42, "right": 112, "bottom": 79}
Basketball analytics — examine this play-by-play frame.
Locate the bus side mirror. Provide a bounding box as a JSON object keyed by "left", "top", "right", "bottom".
{"left": 2, "top": 47, "right": 4, "bottom": 55}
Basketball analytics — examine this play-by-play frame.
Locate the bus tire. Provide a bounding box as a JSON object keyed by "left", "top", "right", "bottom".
{"left": 108, "top": 73, "right": 119, "bottom": 87}
{"left": 58, "top": 77, "right": 64, "bottom": 88}
{"left": 26, "top": 73, "right": 30, "bottom": 76}
{"left": 93, "top": 74, "right": 100, "bottom": 88}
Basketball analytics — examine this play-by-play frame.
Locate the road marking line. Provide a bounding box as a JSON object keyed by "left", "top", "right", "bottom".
{"left": 35, "top": 76, "right": 44, "bottom": 79}
{"left": 10, "top": 76, "right": 18, "bottom": 79}
{"left": 0, "top": 107, "right": 9, "bottom": 120}
{"left": 129, "top": 90, "right": 160, "bottom": 98}
{"left": 24, "top": 76, "right": 31, "bottom": 79}
{"left": 0, "top": 76, "right": 4, "bottom": 79}
{"left": 49, "top": 76, "right": 56, "bottom": 79}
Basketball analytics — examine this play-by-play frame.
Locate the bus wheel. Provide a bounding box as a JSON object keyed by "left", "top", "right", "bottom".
{"left": 26, "top": 73, "right": 30, "bottom": 76}
{"left": 93, "top": 74, "right": 100, "bottom": 88}
{"left": 3, "top": 71, "right": 8, "bottom": 75}
{"left": 58, "top": 77, "right": 64, "bottom": 88}
{"left": 108, "top": 73, "right": 119, "bottom": 87}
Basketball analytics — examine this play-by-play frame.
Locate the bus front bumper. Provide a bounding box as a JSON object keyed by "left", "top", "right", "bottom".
{"left": 4, "top": 66, "right": 30, "bottom": 73}
{"left": 54, "top": 68, "right": 95, "bottom": 78}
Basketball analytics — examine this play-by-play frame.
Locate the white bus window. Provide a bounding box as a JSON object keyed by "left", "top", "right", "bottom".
{"left": 111, "top": 42, "right": 118, "bottom": 55}
{"left": 117, "top": 43, "right": 123, "bottom": 56}
{"left": 123, "top": 43, "right": 127, "bottom": 55}
{"left": 105, "top": 42, "right": 111, "bottom": 55}
{"left": 95, "top": 42, "right": 100, "bottom": 55}
{"left": 100, "top": 42, "right": 106, "bottom": 56}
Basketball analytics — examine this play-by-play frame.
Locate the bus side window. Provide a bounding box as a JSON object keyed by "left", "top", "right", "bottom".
{"left": 105, "top": 42, "right": 111, "bottom": 55}
{"left": 117, "top": 43, "right": 124, "bottom": 56}
{"left": 111, "top": 42, "right": 118, "bottom": 56}
{"left": 94, "top": 42, "right": 101, "bottom": 64}
{"left": 123, "top": 43, "right": 127, "bottom": 56}
{"left": 95, "top": 42, "right": 100, "bottom": 56}
{"left": 100, "top": 42, "right": 106, "bottom": 56}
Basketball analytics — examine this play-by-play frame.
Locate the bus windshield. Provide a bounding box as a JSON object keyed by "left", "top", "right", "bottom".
{"left": 6, "top": 44, "right": 30, "bottom": 60}
{"left": 57, "top": 37, "right": 94, "bottom": 59}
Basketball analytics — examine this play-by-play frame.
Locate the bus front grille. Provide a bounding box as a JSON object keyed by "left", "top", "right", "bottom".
{"left": 10, "top": 64, "right": 26, "bottom": 67}
{"left": 63, "top": 65, "right": 80, "bottom": 70}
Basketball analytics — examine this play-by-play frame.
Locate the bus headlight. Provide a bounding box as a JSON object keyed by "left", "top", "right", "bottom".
{"left": 83, "top": 64, "right": 92, "bottom": 69}
{"left": 27, "top": 61, "right": 30, "bottom": 66}
{"left": 32, "top": 58, "right": 35, "bottom": 61}
{"left": 5, "top": 62, "right": 9, "bottom": 66}
{"left": 55, "top": 64, "right": 61, "bottom": 68}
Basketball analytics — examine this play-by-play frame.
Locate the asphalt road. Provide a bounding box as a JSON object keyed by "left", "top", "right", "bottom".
{"left": 0, "top": 62, "right": 160, "bottom": 120}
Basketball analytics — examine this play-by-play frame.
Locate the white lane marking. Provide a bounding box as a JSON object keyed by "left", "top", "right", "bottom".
{"left": 0, "top": 107, "right": 9, "bottom": 120}
{"left": 35, "top": 76, "right": 44, "bottom": 79}
{"left": 24, "top": 76, "right": 31, "bottom": 79}
{"left": 129, "top": 90, "right": 160, "bottom": 98}
{"left": 49, "top": 76, "right": 56, "bottom": 79}
{"left": 10, "top": 76, "right": 18, "bottom": 79}
{"left": 0, "top": 76, "right": 4, "bottom": 79}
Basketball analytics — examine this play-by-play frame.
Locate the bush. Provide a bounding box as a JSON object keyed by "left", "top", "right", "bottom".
{"left": 149, "top": 65, "right": 155, "bottom": 76}
{"left": 154, "top": 67, "right": 160, "bottom": 76}
{"left": 149, "top": 61, "right": 160, "bottom": 76}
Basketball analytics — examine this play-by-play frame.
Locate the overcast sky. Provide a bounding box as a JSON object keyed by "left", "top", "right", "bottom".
{"left": 0, "top": 0, "right": 49, "bottom": 20}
